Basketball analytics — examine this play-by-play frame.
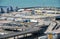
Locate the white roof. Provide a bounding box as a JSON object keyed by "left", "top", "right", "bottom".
{"left": 18, "top": 9, "right": 24, "bottom": 11}
{"left": 30, "top": 20, "right": 38, "bottom": 22}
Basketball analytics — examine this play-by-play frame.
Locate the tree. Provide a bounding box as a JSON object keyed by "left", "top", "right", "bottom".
{"left": 7, "top": 8, "right": 10, "bottom": 13}
{"left": 10, "top": 6, "right": 14, "bottom": 12}
{"left": 0, "top": 8, "right": 5, "bottom": 13}
{"left": 15, "top": 7, "right": 18, "bottom": 12}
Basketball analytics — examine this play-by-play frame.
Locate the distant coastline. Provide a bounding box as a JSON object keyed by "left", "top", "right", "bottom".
{"left": 0, "top": 6, "right": 60, "bottom": 9}
{"left": 0, "top": 6, "right": 8, "bottom": 8}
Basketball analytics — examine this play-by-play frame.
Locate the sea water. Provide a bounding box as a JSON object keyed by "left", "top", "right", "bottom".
{"left": 0, "top": 0, "right": 60, "bottom": 8}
